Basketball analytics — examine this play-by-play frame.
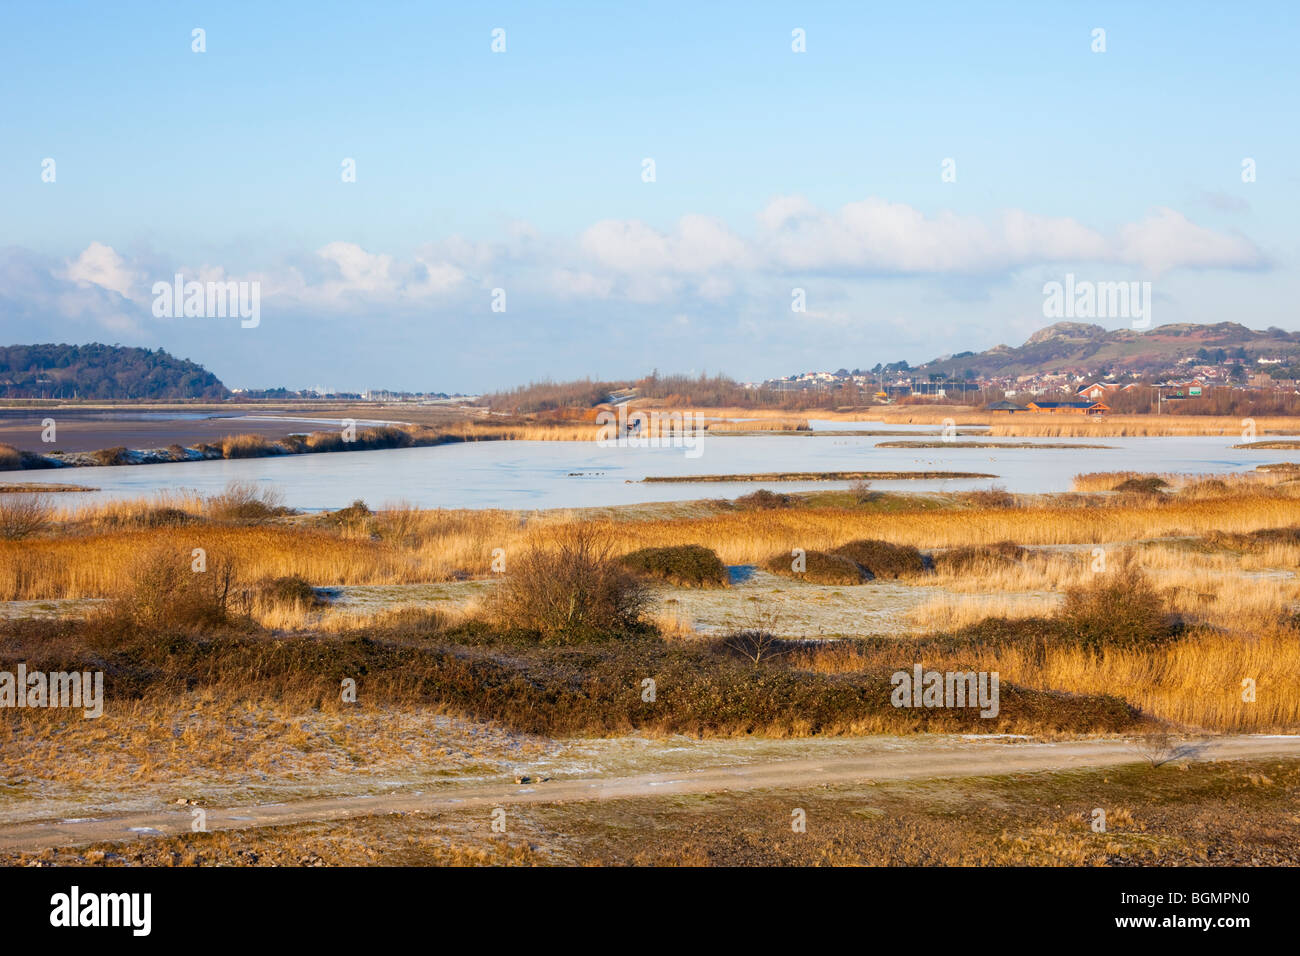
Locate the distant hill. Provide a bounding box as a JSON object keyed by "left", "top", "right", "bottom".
{"left": 918, "top": 322, "right": 1300, "bottom": 379}
{"left": 0, "top": 344, "right": 228, "bottom": 400}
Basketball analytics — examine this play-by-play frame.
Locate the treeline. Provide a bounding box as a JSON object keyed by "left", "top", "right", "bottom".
{"left": 480, "top": 379, "right": 620, "bottom": 414}
{"left": 1106, "top": 387, "right": 1300, "bottom": 417}
{"left": 0, "top": 344, "right": 228, "bottom": 400}
{"left": 483, "top": 372, "right": 889, "bottom": 414}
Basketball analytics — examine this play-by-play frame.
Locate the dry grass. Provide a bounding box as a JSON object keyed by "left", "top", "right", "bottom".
{"left": 920, "top": 540, "right": 1300, "bottom": 633}
{"left": 987, "top": 627, "right": 1300, "bottom": 732}
{"left": 906, "top": 593, "right": 1055, "bottom": 630}
{"left": 12, "top": 484, "right": 1300, "bottom": 602}
{"left": 991, "top": 415, "right": 1300, "bottom": 437}
{"left": 1072, "top": 470, "right": 1293, "bottom": 494}
{"left": 793, "top": 619, "right": 1300, "bottom": 733}
{"left": 705, "top": 418, "right": 809, "bottom": 432}
{"left": 0, "top": 692, "right": 539, "bottom": 788}
{"left": 221, "top": 433, "right": 278, "bottom": 458}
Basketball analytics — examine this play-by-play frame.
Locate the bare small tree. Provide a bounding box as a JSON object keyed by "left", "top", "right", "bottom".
{"left": 1132, "top": 732, "right": 1179, "bottom": 767}
{"left": 0, "top": 493, "right": 53, "bottom": 540}
{"left": 722, "top": 602, "right": 788, "bottom": 663}
{"left": 849, "top": 479, "right": 873, "bottom": 504}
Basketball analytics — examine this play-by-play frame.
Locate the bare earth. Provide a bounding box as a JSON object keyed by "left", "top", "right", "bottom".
{"left": 3, "top": 734, "right": 1296, "bottom": 855}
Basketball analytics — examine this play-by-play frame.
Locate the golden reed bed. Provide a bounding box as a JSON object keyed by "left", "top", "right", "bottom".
{"left": 9, "top": 488, "right": 1300, "bottom": 600}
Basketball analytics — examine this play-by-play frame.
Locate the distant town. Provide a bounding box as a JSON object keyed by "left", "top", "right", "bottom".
{"left": 747, "top": 351, "right": 1293, "bottom": 411}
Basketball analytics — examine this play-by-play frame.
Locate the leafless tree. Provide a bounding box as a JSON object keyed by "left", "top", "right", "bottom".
{"left": 0, "top": 493, "right": 52, "bottom": 540}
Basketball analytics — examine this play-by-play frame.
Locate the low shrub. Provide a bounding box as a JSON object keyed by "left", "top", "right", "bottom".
{"left": 98, "top": 505, "right": 196, "bottom": 530}
{"left": 832, "top": 539, "right": 927, "bottom": 579}
{"left": 1205, "top": 525, "right": 1300, "bottom": 551}
{"left": 0, "top": 493, "right": 52, "bottom": 539}
{"left": 206, "top": 481, "right": 291, "bottom": 523}
{"left": 491, "top": 527, "right": 649, "bottom": 643}
{"left": 1055, "top": 571, "right": 1175, "bottom": 650}
{"left": 734, "top": 489, "right": 798, "bottom": 510}
{"left": 762, "top": 550, "right": 868, "bottom": 585}
{"left": 318, "top": 499, "right": 373, "bottom": 532}
{"left": 620, "top": 544, "right": 729, "bottom": 588}
{"left": 91, "top": 446, "right": 130, "bottom": 466}
{"left": 964, "top": 486, "right": 1017, "bottom": 509}
{"left": 103, "top": 547, "right": 237, "bottom": 631}
{"left": 255, "top": 574, "right": 322, "bottom": 608}
{"left": 1113, "top": 476, "right": 1168, "bottom": 495}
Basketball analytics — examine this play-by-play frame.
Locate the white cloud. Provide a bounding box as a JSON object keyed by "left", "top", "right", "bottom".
{"left": 754, "top": 197, "right": 1261, "bottom": 277}
{"left": 64, "top": 241, "right": 140, "bottom": 297}
{"left": 1115, "top": 207, "right": 1263, "bottom": 274}
{"left": 550, "top": 268, "right": 615, "bottom": 299}
{"left": 581, "top": 214, "right": 750, "bottom": 276}
{"left": 15, "top": 202, "right": 1270, "bottom": 334}
{"left": 317, "top": 241, "right": 396, "bottom": 294}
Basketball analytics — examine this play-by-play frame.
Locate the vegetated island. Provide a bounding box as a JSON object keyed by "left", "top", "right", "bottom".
{"left": 1235, "top": 440, "right": 1300, "bottom": 450}
{"left": 0, "top": 421, "right": 591, "bottom": 472}
{"left": 874, "top": 440, "right": 1113, "bottom": 449}
{"left": 0, "top": 482, "right": 96, "bottom": 493}
{"left": 641, "top": 470, "right": 997, "bottom": 483}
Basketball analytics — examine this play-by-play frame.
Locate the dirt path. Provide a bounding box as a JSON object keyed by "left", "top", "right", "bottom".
{"left": 4, "top": 735, "right": 1297, "bottom": 854}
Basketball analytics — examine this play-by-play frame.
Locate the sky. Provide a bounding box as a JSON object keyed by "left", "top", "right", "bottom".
{"left": 1, "top": 1, "right": 1297, "bottom": 393}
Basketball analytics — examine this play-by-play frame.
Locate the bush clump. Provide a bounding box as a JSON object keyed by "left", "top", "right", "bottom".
{"left": 964, "top": 486, "right": 1017, "bottom": 509}
{"left": 99, "top": 505, "right": 195, "bottom": 530}
{"left": 492, "top": 527, "right": 650, "bottom": 643}
{"left": 91, "top": 446, "right": 130, "bottom": 466}
{"left": 1205, "top": 525, "right": 1300, "bottom": 552}
{"left": 734, "top": 489, "right": 797, "bottom": 510}
{"left": 255, "top": 574, "right": 322, "bottom": 608}
{"left": 105, "top": 548, "right": 236, "bottom": 630}
{"left": 832, "top": 539, "right": 927, "bottom": 579}
{"left": 1055, "top": 571, "right": 1175, "bottom": 650}
{"left": 0, "top": 493, "right": 53, "bottom": 539}
{"left": 1113, "top": 476, "right": 1168, "bottom": 495}
{"left": 318, "top": 499, "right": 373, "bottom": 532}
{"left": 619, "top": 544, "right": 728, "bottom": 588}
{"left": 761, "top": 550, "right": 868, "bottom": 585}
{"left": 206, "top": 481, "right": 291, "bottom": 523}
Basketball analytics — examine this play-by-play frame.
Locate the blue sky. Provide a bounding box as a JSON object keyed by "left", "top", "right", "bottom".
{"left": 2, "top": 1, "right": 1296, "bottom": 392}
